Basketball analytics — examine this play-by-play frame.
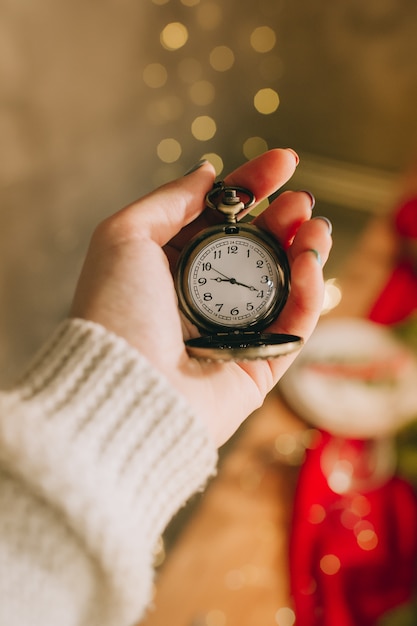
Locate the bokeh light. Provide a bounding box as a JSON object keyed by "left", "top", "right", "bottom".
{"left": 202, "top": 152, "right": 223, "bottom": 175}
{"left": 274, "top": 432, "right": 297, "bottom": 456}
{"left": 357, "top": 527, "right": 378, "bottom": 551}
{"left": 250, "top": 26, "right": 277, "bottom": 53}
{"left": 351, "top": 494, "right": 371, "bottom": 517}
{"left": 243, "top": 136, "right": 269, "bottom": 159}
{"left": 308, "top": 503, "right": 326, "bottom": 524}
{"left": 157, "top": 137, "right": 182, "bottom": 163}
{"left": 191, "top": 115, "right": 217, "bottom": 140}
{"left": 340, "top": 508, "right": 359, "bottom": 530}
{"left": 275, "top": 607, "right": 296, "bottom": 626}
{"left": 321, "top": 278, "right": 343, "bottom": 314}
{"left": 327, "top": 459, "right": 354, "bottom": 494}
{"left": 160, "top": 22, "right": 189, "bottom": 51}
{"left": 189, "top": 80, "right": 215, "bottom": 106}
{"left": 320, "top": 554, "right": 341, "bottom": 575}
{"left": 254, "top": 87, "right": 280, "bottom": 114}
{"left": 273, "top": 431, "right": 306, "bottom": 465}
{"left": 209, "top": 45, "right": 235, "bottom": 71}
{"left": 142, "top": 63, "right": 168, "bottom": 88}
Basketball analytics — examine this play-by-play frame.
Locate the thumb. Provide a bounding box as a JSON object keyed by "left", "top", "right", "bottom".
{"left": 118, "top": 161, "right": 216, "bottom": 245}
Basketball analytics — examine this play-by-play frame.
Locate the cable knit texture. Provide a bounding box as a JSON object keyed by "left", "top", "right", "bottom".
{"left": 0, "top": 318, "right": 217, "bottom": 626}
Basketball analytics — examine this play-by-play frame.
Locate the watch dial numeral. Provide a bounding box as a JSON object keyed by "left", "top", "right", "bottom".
{"left": 203, "top": 292, "right": 213, "bottom": 301}
{"left": 260, "top": 275, "right": 269, "bottom": 284}
{"left": 215, "top": 303, "right": 223, "bottom": 312}
{"left": 228, "top": 245, "right": 238, "bottom": 254}
{"left": 202, "top": 262, "right": 212, "bottom": 271}
{"left": 198, "top": 277, "right": 207, "bottom": 285}
{"left": 256, "top": 260, "right": 264, "bottom": 268}
{"left": 257, "top": 290, "right": 264, "bottom": 298}
{"left": 246, "top": 302, "right": 254, "bottom": 310}
{"left": 231, "top": 307, "right": 239, "bottom": 315}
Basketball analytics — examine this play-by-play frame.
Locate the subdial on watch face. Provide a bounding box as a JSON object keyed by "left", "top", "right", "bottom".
{"left": 188, "top": 235, "right": 283, "bottom": 330}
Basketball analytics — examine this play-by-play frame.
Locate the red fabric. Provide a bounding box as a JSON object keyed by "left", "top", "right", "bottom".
{"left": 368, "top": 196, "right": 417, "bottom": 325}
{"left": 394, "top": 197, "right": 417, "bottom": 238}
{"left": 368, "top": 261, "right": 417, "bottom": 325}
{"left": 290, "top": 431, "right": 417, "bottom": 626}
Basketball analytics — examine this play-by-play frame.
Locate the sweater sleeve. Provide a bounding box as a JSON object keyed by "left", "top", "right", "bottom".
{"left": 0, "top": 318, "right": 218, "bottom": 626}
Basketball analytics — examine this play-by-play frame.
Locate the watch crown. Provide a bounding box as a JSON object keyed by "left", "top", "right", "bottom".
{"left": 223, "top": 189, "right": 240, "bottom": 204}
{"left": 218, "top": 190, "right": 245, "bottom": 223}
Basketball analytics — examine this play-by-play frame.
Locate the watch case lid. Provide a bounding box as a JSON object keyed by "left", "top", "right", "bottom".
{"left": 185, "top": 330, "right": 303, "bottom": 361}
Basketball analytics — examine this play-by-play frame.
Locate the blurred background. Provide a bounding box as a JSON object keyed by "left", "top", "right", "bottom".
{"left": 3, "top": 1, "right": 417, "bottom": 625}
{"left": 2, "top": 0, "right": 417, "bottom": 384}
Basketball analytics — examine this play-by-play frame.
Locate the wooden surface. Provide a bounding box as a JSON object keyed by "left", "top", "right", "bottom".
{"left": 139, "top": 218, "right": 397, "bottom": 626}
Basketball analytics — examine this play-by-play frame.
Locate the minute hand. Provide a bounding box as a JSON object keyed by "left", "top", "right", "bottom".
{"left": 211, "top": 267, "right": 233, "bottom": 281}
{"left": 232, "top": 279, "right": 258, "bottom": 291}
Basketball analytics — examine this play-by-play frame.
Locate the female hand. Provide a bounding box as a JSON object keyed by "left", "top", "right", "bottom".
{"left": 71, "top": 149, "right": 332, "bottom": 446}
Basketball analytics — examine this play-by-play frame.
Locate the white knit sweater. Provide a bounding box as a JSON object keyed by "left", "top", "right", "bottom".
{"left": 0, "top": 318, "right": 217, "bottom": 626}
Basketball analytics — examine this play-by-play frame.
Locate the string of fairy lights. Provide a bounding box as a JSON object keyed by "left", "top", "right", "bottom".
{"left": 142, "top": 0, "right": 343, "bottom": 312}
{"left": 142, "top": 0, "right": 284, "bottom": 186}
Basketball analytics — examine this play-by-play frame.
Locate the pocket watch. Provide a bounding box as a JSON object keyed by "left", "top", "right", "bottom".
{"left": 175, "top": 182, "right": 303, "bottom": 361}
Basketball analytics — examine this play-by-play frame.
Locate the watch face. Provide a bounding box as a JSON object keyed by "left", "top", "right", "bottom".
{"left": 176, "top": 223, "right": 289, "bottom": 333}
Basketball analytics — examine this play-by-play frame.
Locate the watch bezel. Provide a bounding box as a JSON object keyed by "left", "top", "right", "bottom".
{"left": 175, "top": 222, "right": 290, "bottom": 335}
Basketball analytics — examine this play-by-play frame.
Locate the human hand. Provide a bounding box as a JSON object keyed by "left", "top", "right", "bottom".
{"left": 71, "top": 149, "right": 332, "bottom": 446}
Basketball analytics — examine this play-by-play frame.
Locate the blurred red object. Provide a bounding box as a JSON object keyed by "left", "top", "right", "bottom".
{"left": 290, "top": 431, "right": 417, "bottom": 626}
{"left": 369, "top": 196, "right": 417, "bottom": 325}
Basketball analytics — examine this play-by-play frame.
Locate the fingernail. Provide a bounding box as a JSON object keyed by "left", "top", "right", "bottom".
{"left": 285, "top": 148, "right": 300, "bottom": 166}
{"left": 299, "top": 189, "right": 316, "bottom": 210}
{"left": 184, "top": 159, "right": 208, "bottom": 176}
{"left": 312, "top": 215, "right": 333, "bottom": 235}
{"left": 308, "top": 248, "right": 322, "bottom": 266}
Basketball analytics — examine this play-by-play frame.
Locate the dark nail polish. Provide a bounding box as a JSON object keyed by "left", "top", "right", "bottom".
{"left": 312, "top": 216, "right": 333, "bottom": 235}
{"left": 299, "top": 190, "right": 316, "bottom": 210}
{"left": 308, "top": 248, "right": 322, "bottom": 266}
{"left": 184, "top": 159, "right": 208, "bottom": 176}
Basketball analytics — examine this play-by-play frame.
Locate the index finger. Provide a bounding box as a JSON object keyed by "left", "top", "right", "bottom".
{"left": 224, "top": 148, "right": 299, "bottom": 208}
{"left": 166, "top": 148, "right": 300, "bottom": 254}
